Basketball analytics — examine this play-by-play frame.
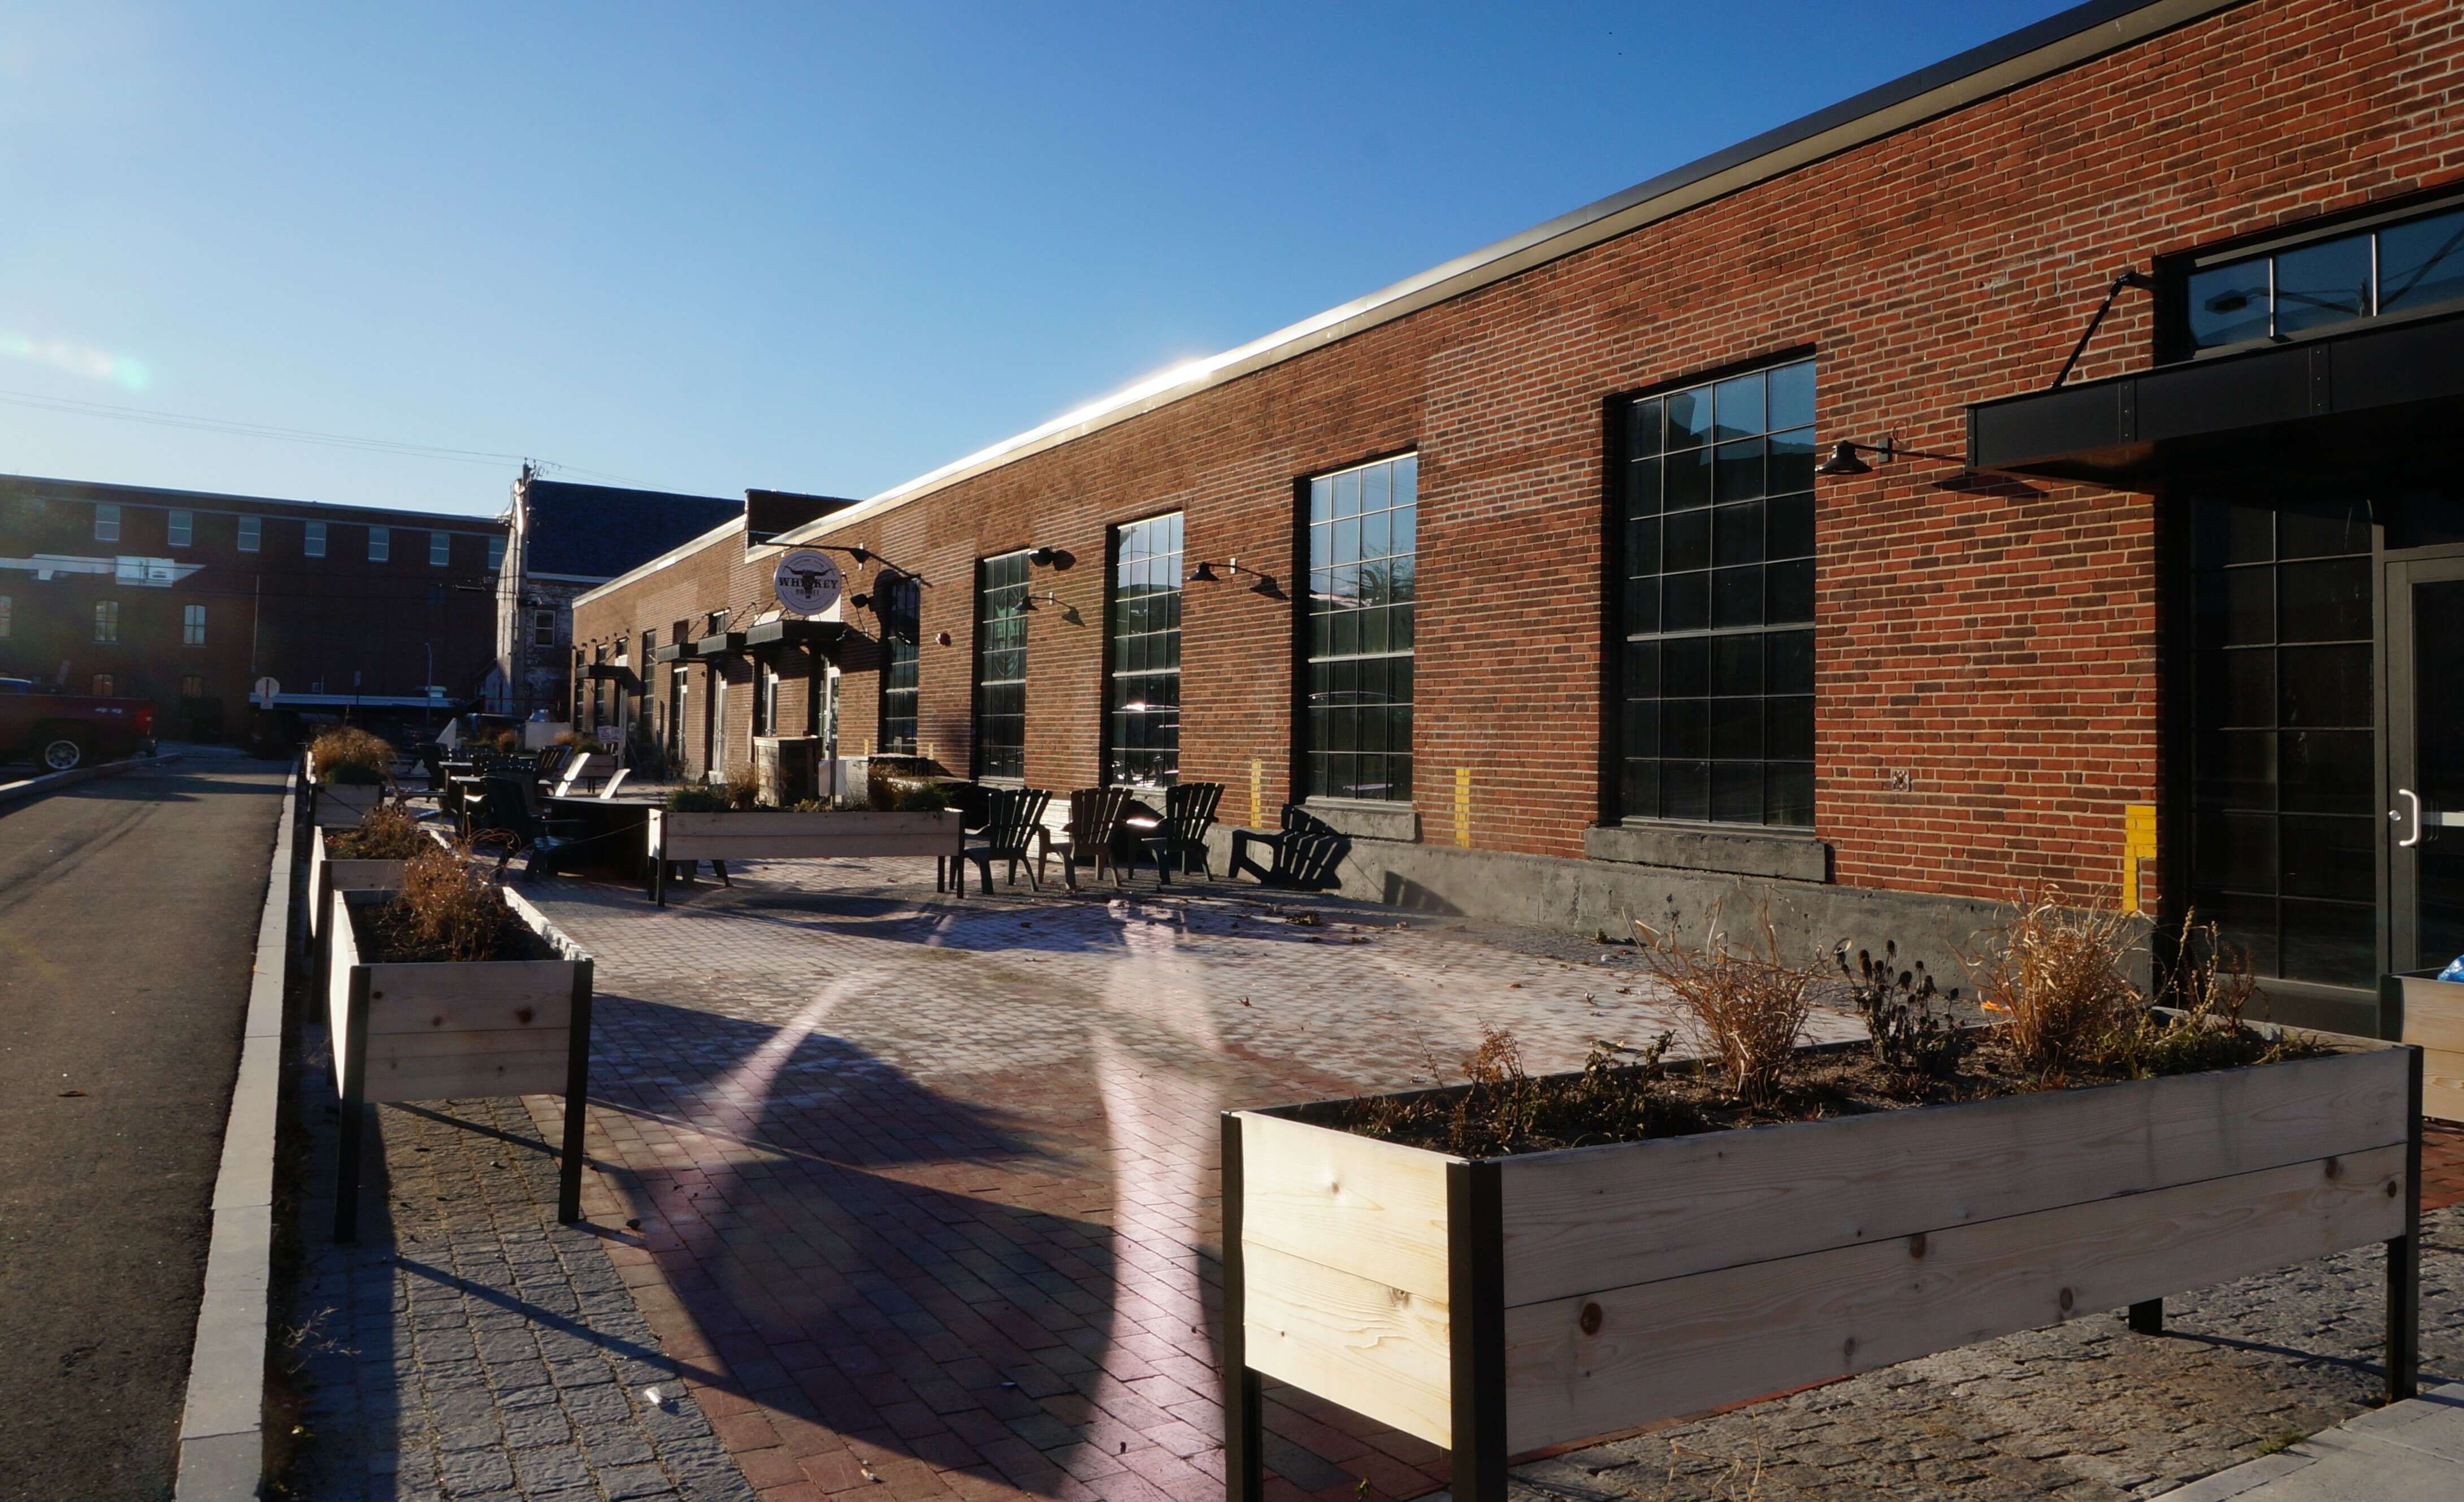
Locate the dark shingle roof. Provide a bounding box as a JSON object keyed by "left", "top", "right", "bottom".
{"left": 520, "top": 480, "right": 739, "bottom": 580}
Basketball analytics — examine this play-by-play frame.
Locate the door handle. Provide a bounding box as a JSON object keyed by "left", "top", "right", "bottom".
{"left": 2398, "top": 787, "right": 2424, "bottom": 849}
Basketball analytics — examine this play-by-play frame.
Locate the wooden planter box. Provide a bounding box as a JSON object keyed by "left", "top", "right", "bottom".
{"left": 2381, "top": 970, "right": 2464, "bottom": 1122}
{"left": 326, "top": 885, "right": 594, "bottom": 1241}
{"left": 646, "top": 807, "right": 966, "bottom": 905}
{"left": 307, "top": 827, "right": 418, "bottom": 946}
{"left": 1221, "top": 1039, "right": 2425, "bottom": 1501}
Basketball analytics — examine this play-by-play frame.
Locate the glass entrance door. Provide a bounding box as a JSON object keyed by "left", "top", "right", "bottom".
{"left": 2387, "top": 553, "right": 2464, "bottom": 973}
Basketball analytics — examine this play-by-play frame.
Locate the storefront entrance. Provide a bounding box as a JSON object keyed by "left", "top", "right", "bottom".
{"left": 2387, "top": 550, "right": 2464, "bottom": 976}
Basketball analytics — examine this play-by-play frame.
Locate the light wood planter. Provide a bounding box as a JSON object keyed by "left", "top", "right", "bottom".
{"left": 2382, "top": 970, "right": 2464, "bottom": 1122}
{"left": 326, "top": 885, "right": 594, "bottom": 1242}
{"left": 1221, "top": 1040, "right": 2424, "bottom": 1501}
{"left": 645, "top": 807, "right": 966, "bottom": 905}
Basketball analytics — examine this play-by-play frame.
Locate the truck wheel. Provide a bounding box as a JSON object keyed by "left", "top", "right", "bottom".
{"left": 40, "top": 734, "right": 90, "bottom": 771}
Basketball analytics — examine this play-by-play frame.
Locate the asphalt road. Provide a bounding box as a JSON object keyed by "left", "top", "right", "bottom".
{"left": 0, "top": 758, "right": 285, "bottom": 1502}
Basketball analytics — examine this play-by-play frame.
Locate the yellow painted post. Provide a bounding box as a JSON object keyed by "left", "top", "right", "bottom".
{"left": 1249, "top": 759, "right": 1263, "bottom": 828}
{"left": 1454, "top": 766, "right": 1472, "bottom": 848}
{"left": 2122, "top": 802, "right": 2157, "bottom": 914}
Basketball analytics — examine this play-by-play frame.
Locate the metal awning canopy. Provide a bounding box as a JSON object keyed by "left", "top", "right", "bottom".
{"left": 582, "top": 663, "right": 639, "bottom": 687}
{"left": 650, "top": 643, "right": 684, "bottom": 665}
{"left": 743, "top": 618, "right": 846, "bottom": 654}
{"left": 689, "top": 631, "right": 745, "bottom": 657}
{"left": 1969, "top": 307, "right": 2464, "bottom": 490}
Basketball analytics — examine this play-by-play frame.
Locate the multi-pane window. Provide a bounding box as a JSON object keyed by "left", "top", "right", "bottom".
{"left": 238, "top": 515, "right": 261, "bottom": 552}
{"left": 368, "top": 526, "right": 389, "bottom": 562}
{"left": 1105, "top": 512, "right": 1183, "bottom": 785}
{"left": 487, "top": 535, "right": 506, "bottom": 572}
{"left": 2184, "top": 199, "right": 2464, "bottom": 353}
{"left": 2188, "top": 497, "right": 2376, "bottom": 988}
{"left": 974, "top": 551, "right": 1030, "bottom": 779}
{"left": 181, "top": 674, "right": 204, "bottom": 698}
{"left": 183, "top": 604, "right": 206, "bottom": 646}
{"left": 94, "top": 502, "right": 120, "bottom": 542}
{"left": 430, "top": 531, "right": 450, "bottom": 567}
{"left": 878, "top": 576, "right": 920, "bottom": 754}
{"left": 1618, "top": 358, "right": 1816, "bottom": 827}
{"left": 94, "top": 600, "right": 120, "bottom": 643}
{"left": 168, "top": 510, "right": 193, "bottom": 548}
{"left": 0, "top": 594, "right": 10, "bottom": 638}
{"left": 1304, "top": 453, "right": 1418, "bottom": 802}
{"left": 305, "top": 520, "right": 327, "bottom": 558}
{"left": 533, "top": 610, "right": 556, "bottom": 647}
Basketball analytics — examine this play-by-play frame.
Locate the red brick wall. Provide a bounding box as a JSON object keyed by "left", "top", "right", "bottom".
{"left": 580, "top": 0, "right": 2464, "bottom": 904}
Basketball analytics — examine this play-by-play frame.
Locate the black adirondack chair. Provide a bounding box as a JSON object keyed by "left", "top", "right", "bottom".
{"left": 1040, "top": 787, "right": 1133, "bottom": 892}
{"left": 475, "top": 774, "right": 583, "bottom": 880}
{"left": 1228, "top": 803, "right": 1349, "bottom": 889}
{"left": 952, "top": 787, "right": 1053, "bottom": 892}
{"left": 1138, "top": 782, "right": 1225, "bottom": 885}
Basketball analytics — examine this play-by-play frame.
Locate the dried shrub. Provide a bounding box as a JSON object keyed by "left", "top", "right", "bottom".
{"left": 327, "top": 803, "right": 428, "bottom": 860}
{"left": 1339, "top": 1029, "right": 1684, "bottom": 1157}
{"left": 2109, "top": 914, "right": 2329, "bottom": 1076}
{"left": 1961, "top": 891, "right": 2141, "bottom": 1079}
{"left": 1637, "top": 914, "right": 1815, "bottom": 1106}
{"left": 374, "top": 839, "right": 513, "bottom": 963}
{"left": 1838, "top": 940, "right": 1970, "bottom": 1080}
{"left": 665, "top": 785, "right": 731, "bottom": 813}
{"left": 723, "top": 766, "right": 763, "bottom": 810}
{"left": 307, "top": 726, "right": 394, "bottom": 785}
{"left": 895, "top": 781, "right": 950, "bottom": 812}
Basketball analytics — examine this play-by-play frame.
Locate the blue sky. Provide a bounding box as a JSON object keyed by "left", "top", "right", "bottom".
{"left": 0, "top": 2, "right": 2076, "bottom": 519}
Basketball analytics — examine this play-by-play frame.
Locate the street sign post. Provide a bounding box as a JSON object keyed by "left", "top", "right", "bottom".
{"left": 253, "top": 676, "right": 281, "bottom": 709}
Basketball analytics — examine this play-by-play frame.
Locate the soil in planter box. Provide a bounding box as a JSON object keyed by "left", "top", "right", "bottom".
{"left": 361, "top": 842, "right": 556, "bottom": 963}
{"left": 326, "top": 806, "right": 428, "bottom": 860}
{"left": 1302, "top": 1025, "right": 2338, "bottom": 1159}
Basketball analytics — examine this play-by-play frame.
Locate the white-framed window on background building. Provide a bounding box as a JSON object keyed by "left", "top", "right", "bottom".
{"left": 168, "top": 510, "right": 193, "bottom": 548}
{"left": 184, "top": 604, "right": 206, "bottom": 646}
{"left": 94, "top": 502, "right": 120, "bottom": 542}
{"left": 488, "top": 535, "right": 506, "bottom": 572}
{"left": 94, "top": 600, "right": 120, "bottom": 644}
{"left": 974, "top": 550, "right": 1030, "bottom": 779}
{"left": 1105, "top": 513, "right": 1182, "bottom": 785}
{"left": 368, "top": 526, "right": 389, "bottom": 562}
{"left": 1304, "top": 453, "right": 1417, "bottom": 802}
{"left": 431, "top": 531, "right": 450, "bottom": 567}
{"left": 533, "top": 610, "right": 556, "bottom": 647}
{"left": 1616, "top": 357, "right": 1817, "bottom": 827}
{"left": 0, "top": 594, "right": 11, "bottom": 639}
{"left": 238, "top": 515, "right": 261, "bottom": 553}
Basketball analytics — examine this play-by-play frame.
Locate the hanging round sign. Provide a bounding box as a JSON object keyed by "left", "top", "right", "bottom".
{"left": 773, "top": 549, "right": 843, "bottom": 617}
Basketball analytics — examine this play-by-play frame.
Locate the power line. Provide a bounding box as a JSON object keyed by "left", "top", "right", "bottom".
{"left": 0, "top": 385, "right": 656, "bottom": 488}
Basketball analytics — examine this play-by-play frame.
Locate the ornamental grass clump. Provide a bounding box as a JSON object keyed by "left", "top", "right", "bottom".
{"left": 2111, "top": 914, "right": 2329, "bottom": 1076}
{"left": 374, "top": 839, "right": 513, "bottom": 963}
{"left": 1961, "top": 891, "right": 2141, "bottom": 1080}
{"left": 1637, "top": 914, "right": 1815, "bottom": 1106}
{"left": 307, "top": 726, "right": 394, "bottom": 785}
{"left": 327, "top": 802, "right": 428, "bottom": 860}
{"left": 723, "top": 766, "right": 763, "bottom": 810}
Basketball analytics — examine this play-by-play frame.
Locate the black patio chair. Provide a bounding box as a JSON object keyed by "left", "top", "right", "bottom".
{"left": 1039, "top": 787, "right": 1133, "bottom": 892}
{"left": 948, "top": 786, "right": 1053, "bottom": 892}
{"left": 475, "top": 774, "right": 583, "bottom": 881}
{"left": 1138, "top": 782, "right": 1224, "bottom": 885}
{"left": 1228, "top": 803, "right": 1349, "bottom": 890}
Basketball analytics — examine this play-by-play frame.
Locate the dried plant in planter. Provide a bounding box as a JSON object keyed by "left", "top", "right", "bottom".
{"left": 723, "top": 766, "right": 763, "bottom": 810}
{"left": 1838, "top": 940, "right": 1970, "bottom": 1080}
{"left": 1960, "top": 891, "right": 2141, "bottom": 1080}
{"left": 372, "top": 840, "right": 513, "bottom": 963}
{"left": 327, "top": 803, "right": 429, "bottom": 859}
{"left": 1636, "top": 913, "right": 1815, "bottom": 1106}
{"left": 664, "top": 785, "right": 732, "bottom": 813}
{"left": 2110, "top": 914, "right": 2329, "bottom": 1076}
{"left": 307, "top": 726, "right": 394, "bottom": 785}
{"left": 1337, "top": 1030, "right": 1685, "bottom": 1156}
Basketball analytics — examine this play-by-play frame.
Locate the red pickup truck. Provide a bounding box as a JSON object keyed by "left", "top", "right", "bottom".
{"left": 0, "top": 678, "right": 156, "bottom": 771}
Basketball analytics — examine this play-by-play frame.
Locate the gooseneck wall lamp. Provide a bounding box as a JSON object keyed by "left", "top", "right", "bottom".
{"left": 1811, "top": 436, "right": 1970, "bottom": 476}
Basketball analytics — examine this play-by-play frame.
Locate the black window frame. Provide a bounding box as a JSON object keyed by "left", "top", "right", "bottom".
{"left": 1299, "top": 450, "right": 1418, "bottom": 804}
{"left": 2161, "top": 186, "right": 2464, "bottom": 362}
{"left": 1103, "top": 511, "right": 1183, "bottom": 787}
{"left": 973, "top": 550, "right": 1031, "bottom": 780}
{"left": 1611, "top": 353, "right": 1818, "bottom": 830}
{"left": 877, "top": 575, "right": 921, "bottom": 756}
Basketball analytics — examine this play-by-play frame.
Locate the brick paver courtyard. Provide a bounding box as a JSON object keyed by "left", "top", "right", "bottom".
{"left": 284, "top": 854, "right": 2464, "bottom": 1501}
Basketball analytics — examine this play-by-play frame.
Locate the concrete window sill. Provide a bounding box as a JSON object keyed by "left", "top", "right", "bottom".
{"left": 1303, "top": 797, "right": 1421, "bottom": 843}
{"left": 1585, "top": 820, "right": 1831, "bottom": 883}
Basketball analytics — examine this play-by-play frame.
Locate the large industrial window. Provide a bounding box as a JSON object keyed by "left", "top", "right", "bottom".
{"left": 2187, "top": 496, "right": 2376, "bottom": 988}
{"left": 1105, "top": 512, "right": 1182, "bottom": 785}
{"left": 184, "top": 604, "right": 206, "bottom": 646}
{"left": 1617, "top": 358, "right": 1816, "bottom": 827}
{"left": 368, "top": 526, "right": 389, "bottom": 562}
{"left": 2180, "top": 196, "right": 2464, "bottom": 354}
{"left": 94, "top": 503, "right": 120, "bottom": 542}
{"left": 974, "top": 550, "right": 1030, "bottom": 779}
{"left": 94, "top": 600, "right": 120, "bottom": 643}
{"left": 1304, "top": 453, "right": 1417, "bottom": 802}
{"left": 168, "top": 510, "right": 193, "bottom": 548}
{"left": 878, "top": 575, "right": 920, "bottom": 754}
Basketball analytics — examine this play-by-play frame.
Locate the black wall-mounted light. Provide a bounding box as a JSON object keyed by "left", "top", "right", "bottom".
{"left": 1188, "top": 557, "right": 1269, "bottom": 584}
{"left": 1814, "top": 436, "right": 1968, "bottom": 476}
{"left": 1027, "top": 545, "right": 1074, "bottom": 569}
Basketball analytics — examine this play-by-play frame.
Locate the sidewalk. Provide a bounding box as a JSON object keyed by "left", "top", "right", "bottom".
{"left": 2150, "top": 1379, "right": 2464, "bottom": 1500}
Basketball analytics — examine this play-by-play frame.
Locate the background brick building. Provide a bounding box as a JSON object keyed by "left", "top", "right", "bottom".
{"left": 576, "top": 0, "right": 2464, "bottom": 1031}
{"left": 0, "top": 475, "right": 504, "bottom": 737}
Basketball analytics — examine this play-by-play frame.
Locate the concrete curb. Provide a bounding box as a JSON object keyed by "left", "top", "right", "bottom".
{"left": 0, "top": 749, "right": 184, "bottom": 807}
{"left": 2151, "top": 1378, "right": 2464, "bottom": 1500}
{"left": 172, "top": 765, "right": 294, "bottom": 1500}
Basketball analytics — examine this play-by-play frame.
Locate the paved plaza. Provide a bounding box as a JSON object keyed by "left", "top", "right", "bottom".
{"left": 281, "top": 855, "right": 2464, "bottom": 1501}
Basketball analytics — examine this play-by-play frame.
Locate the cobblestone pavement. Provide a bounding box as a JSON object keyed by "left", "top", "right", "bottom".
{"left": 281, "top": 1092, "right": 760, "bottom": 1502}
{"left": 296, "top": 850, "right": 2464, "bottom": 1502}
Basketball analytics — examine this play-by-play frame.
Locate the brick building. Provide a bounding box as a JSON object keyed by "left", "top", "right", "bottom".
{"left": 0, "top": 475, "right": 504, "bottom": 736}
{"left": 574, "top": 0, "right": 2464, "bottom": 1032}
